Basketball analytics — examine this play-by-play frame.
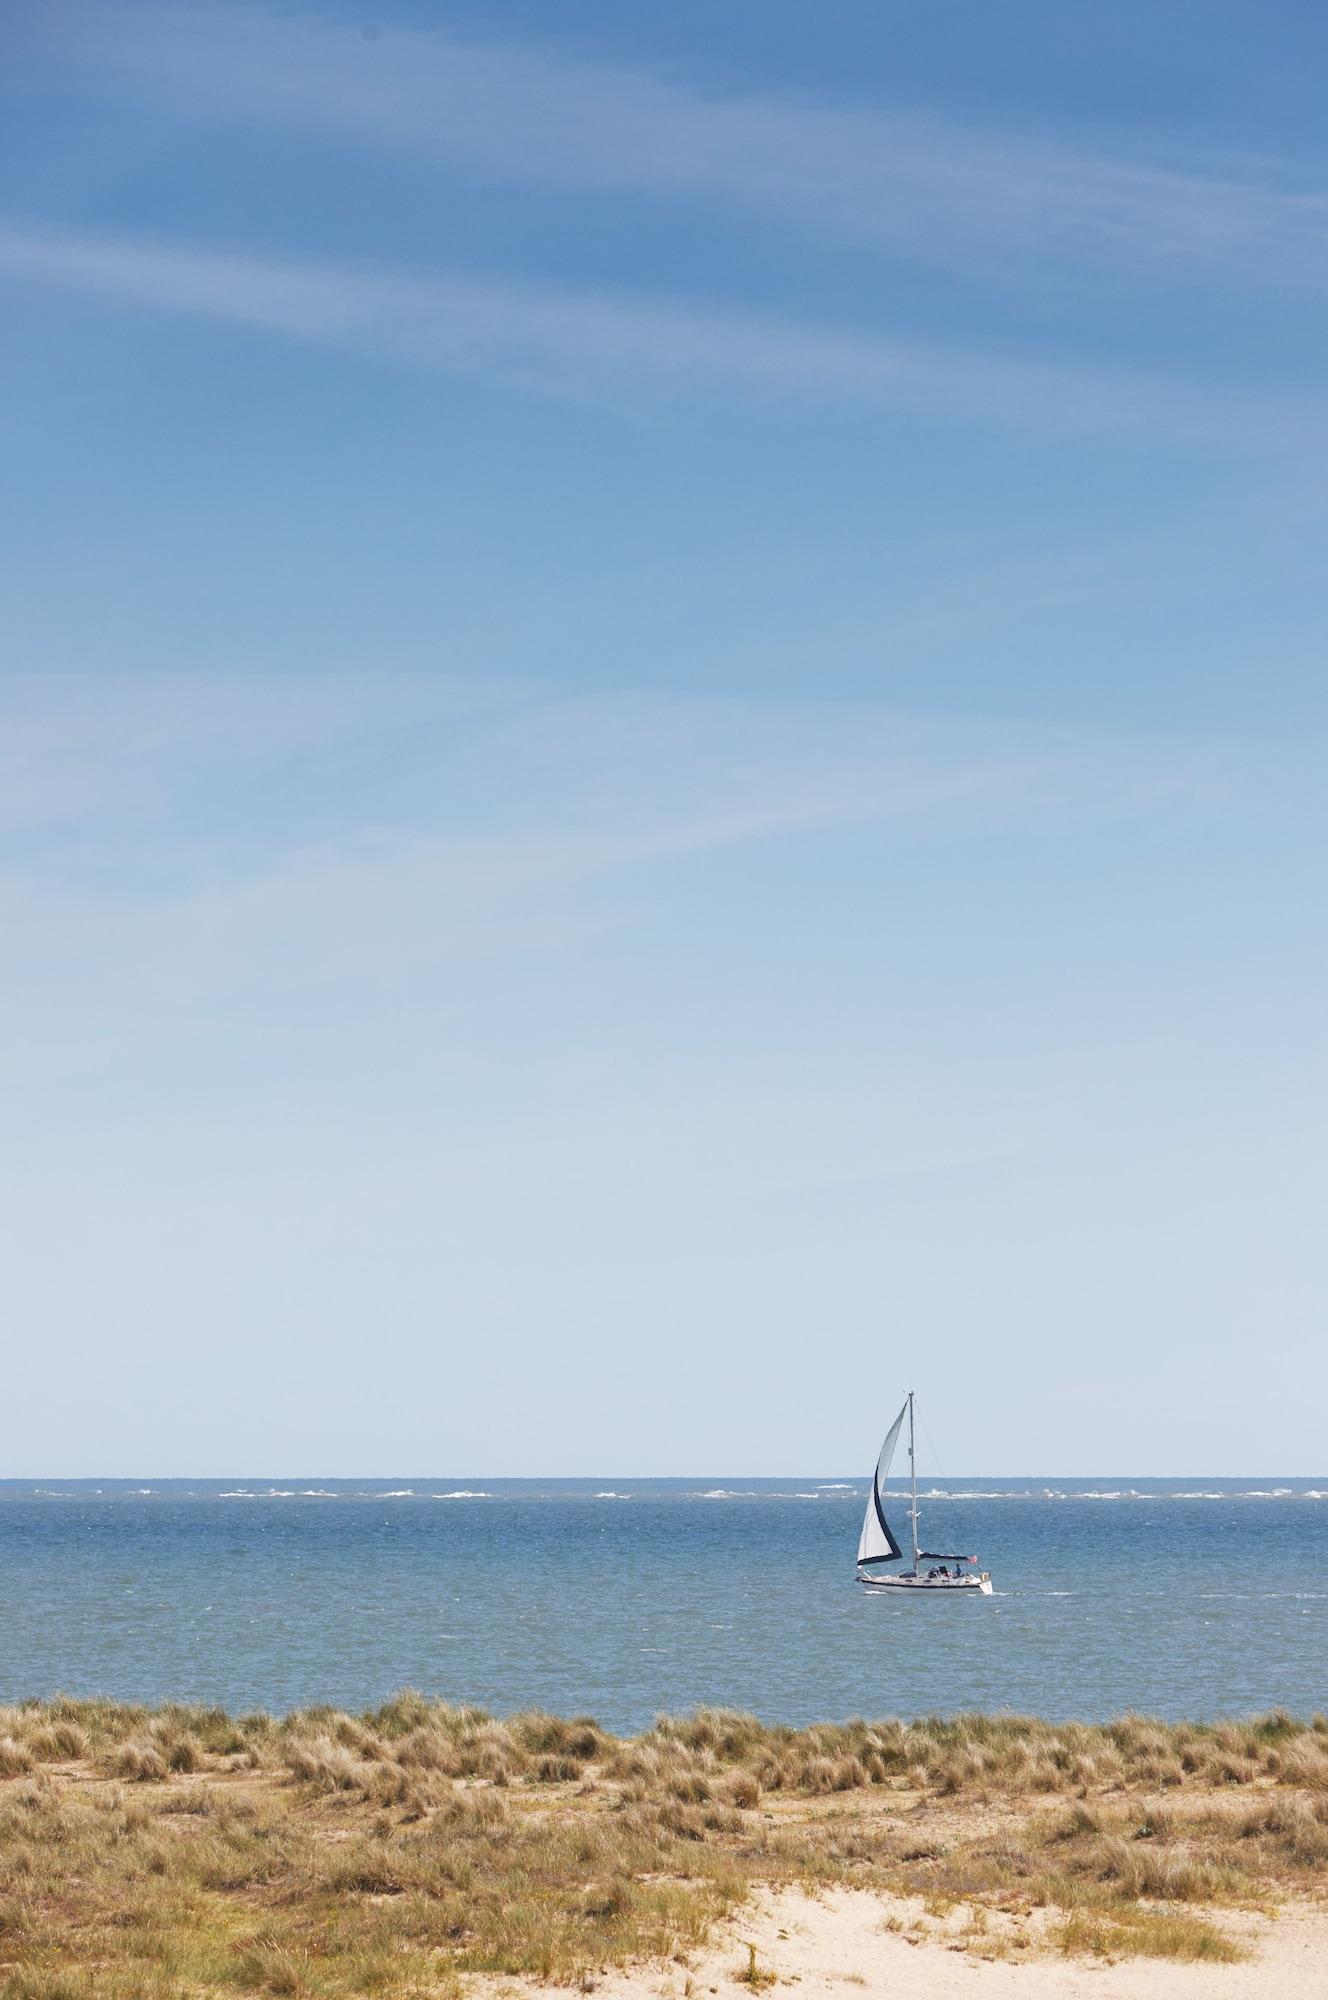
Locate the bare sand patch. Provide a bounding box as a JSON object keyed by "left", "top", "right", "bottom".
{"left": 536, "top": 1887, "right": 1328, "bottom": 2000}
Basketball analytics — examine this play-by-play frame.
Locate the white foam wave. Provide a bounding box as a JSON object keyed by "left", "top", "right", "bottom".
{"left": 596, "top": 1491, "right": 629, "bottom": 1499}
{"left": 377, "top": 1489, "right": 416, "bottom": 1498}
{"left": 431, "top": 1490, "right": 492, "bottom": 1499}
{"left": 931, "top": 1490, "right": 1010, "bottom": 1501}
{"left": 883, "top": 1487, "right": 1024, "bottom": 1501}
{"left": 876, "top": 1486, "right": 1246, "bottom": 1501}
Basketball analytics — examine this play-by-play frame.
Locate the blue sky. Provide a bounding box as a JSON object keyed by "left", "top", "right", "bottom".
{"left": 2, "top": 1, "right": 1325, "bottom": 1475}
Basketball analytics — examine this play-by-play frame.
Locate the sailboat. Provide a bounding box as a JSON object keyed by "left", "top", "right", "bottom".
{"left": 856, "top": 1391, "right": 993, "bottom": 1593}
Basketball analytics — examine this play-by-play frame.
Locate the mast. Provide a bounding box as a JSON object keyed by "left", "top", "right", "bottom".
{"left": 908, "top": 1389, "right": 920, "bottom": 1572}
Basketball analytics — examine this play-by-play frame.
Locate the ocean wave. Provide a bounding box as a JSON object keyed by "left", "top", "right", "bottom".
{"left": 882, "top": 1487, "right": 1042, "bottom": 1501}
{"left": 377, "top": 1490, "right": 416, "bottom": 1498}
{"left": 431, "top": 1491, "right": 492, "bottom": 1500}
{"left": 872, "top": 1486, "right": 1318, "bottom": 1502}
{"left": 817, "top": 1483, "right": 856, "bottom": 1491}
{"left": 931, "top": 1489, "right": 1015, "bottom": 1501}
{"left": 595, "top": 1491, "right": 629, "bottom": 1499}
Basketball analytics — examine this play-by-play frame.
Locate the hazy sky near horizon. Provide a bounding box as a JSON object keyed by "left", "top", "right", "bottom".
{"left": 2, "top": 1, "right": 1325, "bottom": 1476}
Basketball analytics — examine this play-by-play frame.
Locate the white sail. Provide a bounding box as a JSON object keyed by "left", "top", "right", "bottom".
{"left": 856, "top": 1401, "right": 907, "bottom": 1566}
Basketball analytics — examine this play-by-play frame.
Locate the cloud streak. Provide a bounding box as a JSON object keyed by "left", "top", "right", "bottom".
{"left": 22, "top": 0, "right": 1328, "bottom": 296}
{"left": 0, "top": 220, "right": 1305, "bottom": 445}
{"left": 0, "top": 672, "right": 1249, "bottom": 1031}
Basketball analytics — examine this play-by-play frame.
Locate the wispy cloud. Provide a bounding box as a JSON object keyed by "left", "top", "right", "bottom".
{"left": 0, "top": 671, "right": 1246, "bottom": 1029}
{"left": 21, "top": 0, "right": 1328, "bottom": 296}
{"left": 0, "top": 220, "right": 1305, "bottom": 445}
{"left": 0, "top": 672, "right": 520, "bottom": 840}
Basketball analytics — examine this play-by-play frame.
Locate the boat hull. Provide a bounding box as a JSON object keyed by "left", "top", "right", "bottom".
{"left": 859, "top": 1571, "right": 993, "bottom": 1594}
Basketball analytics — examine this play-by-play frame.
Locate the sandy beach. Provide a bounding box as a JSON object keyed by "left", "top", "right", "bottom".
{"left": 572, "top": 1885, "right": 1328, "bottom": 2000}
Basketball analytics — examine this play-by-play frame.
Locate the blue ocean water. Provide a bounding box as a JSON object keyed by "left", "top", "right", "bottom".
{"left": 2, "top": 1479, "right": 1325, "bottom": 1730}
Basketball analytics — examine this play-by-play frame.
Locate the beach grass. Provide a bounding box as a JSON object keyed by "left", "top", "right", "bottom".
{"left": 1, "top": 1698, "right": 1325, "bottom": 1994}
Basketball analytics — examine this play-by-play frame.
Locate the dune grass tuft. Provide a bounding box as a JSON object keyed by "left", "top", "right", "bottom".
{"left": 0, "top": 1741, "right": 33, "bottom": 1780}
{"left": 736, "top": 1942, "right": 777, "bottom": 1989}
{"left": 1052, "top": 1904, "right": 1245, "bottom": 1962}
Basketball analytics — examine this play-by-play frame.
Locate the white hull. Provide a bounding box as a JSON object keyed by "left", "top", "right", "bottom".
{"left": 859, "top": 1570, "right": 992, "bottom": 1594}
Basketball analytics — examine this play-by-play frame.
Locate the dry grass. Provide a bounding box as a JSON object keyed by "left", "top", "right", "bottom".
{"left": 1050, "top": 1904, "right": 1245, "bottom": 1962}
{"left": 0, "top": 1698, "right": 1324, "bottom": 1994}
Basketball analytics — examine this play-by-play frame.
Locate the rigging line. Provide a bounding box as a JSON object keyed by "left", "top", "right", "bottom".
{"left": 917, "top": 1403, "right": 948, "bottom": 1487}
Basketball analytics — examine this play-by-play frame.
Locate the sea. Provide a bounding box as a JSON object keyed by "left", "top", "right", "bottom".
{"left": 2, "top": 1479, "right": 1325, "bottom": 1731}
